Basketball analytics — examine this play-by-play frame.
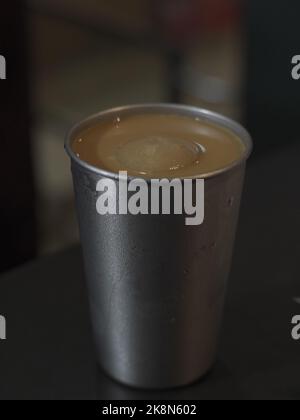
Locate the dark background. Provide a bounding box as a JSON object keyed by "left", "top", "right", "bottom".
{"left": 0, "top": 1, "right": 299, "bottom": 272}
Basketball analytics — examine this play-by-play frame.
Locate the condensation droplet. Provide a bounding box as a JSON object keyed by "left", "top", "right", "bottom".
{"left": 115, "top": 117, "right": 121, "bottom": 127}
{"left": 228, "top": 196, "right": 234, "bottom": 207}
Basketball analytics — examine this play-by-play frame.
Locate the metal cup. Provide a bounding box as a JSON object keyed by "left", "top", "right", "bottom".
{"left": 65, "top": 104, "right": 252, "bottom": 389}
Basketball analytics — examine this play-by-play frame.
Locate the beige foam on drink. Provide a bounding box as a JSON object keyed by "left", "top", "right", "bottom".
{"left": 72, "top": 113, "right": 245, "bottom": 178}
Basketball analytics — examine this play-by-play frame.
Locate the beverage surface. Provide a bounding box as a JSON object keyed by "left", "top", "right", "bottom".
{"left": 72, "top": 113, "right": 245, "bottom": 178}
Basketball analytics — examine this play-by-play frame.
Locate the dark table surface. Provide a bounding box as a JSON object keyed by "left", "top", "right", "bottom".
{"left": 0, "top": 143, "right": 300, "bottom": 400}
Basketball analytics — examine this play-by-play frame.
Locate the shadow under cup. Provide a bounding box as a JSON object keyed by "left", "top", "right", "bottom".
{"left": 65, "top": 104, "right": 252, "bottom": 389}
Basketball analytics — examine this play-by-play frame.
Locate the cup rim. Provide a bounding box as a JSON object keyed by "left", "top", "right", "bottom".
{"left": 65, "top": 103, "right": 253, "bottom": 181}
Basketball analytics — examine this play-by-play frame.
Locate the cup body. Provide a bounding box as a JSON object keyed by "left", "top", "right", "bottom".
{"left": 66, "top": 104, "right": 252, "bottom": 389}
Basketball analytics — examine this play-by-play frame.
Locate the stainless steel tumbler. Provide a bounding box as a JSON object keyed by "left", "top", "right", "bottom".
{"left": 65, "top": 104, "right": 252, "bottom": 389}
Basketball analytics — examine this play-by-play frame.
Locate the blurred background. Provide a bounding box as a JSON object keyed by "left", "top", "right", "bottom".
{"left": 0, "top": 0, "right": 299, "bottom": 272}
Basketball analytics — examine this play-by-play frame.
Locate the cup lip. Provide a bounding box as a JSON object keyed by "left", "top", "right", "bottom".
{"left": 65, "top": 103, "right": 253, "bottom": 181}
